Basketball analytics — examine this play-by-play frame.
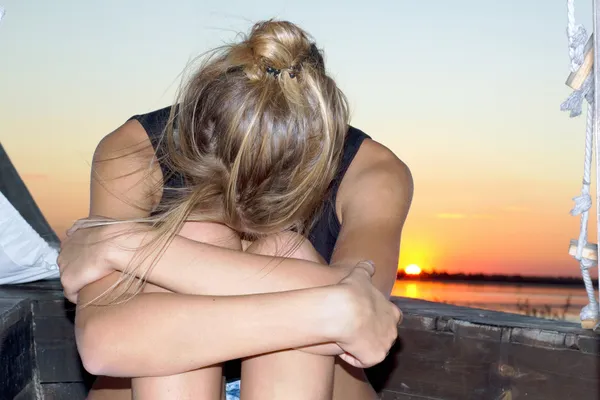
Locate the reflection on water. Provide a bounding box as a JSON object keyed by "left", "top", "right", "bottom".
{"left": 392, "top": 280, "right": 587, "bottom": 322}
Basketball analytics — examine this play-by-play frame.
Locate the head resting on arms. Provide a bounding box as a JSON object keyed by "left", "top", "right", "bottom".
{"left": 156, "top": 19, "right": 350, "bottom": 238}
{"left": 84, "top": 20, "right": 350, "bottom": 304}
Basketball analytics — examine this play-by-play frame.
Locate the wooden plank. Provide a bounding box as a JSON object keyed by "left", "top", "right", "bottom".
{"left": 0, "top": 299, "right": 34, "bottom": 399}
{"left": 42, "top": 382, "right": 88, "bottom": 400}
{"left": 392, "top": 297, "right": 591, "bottom": 337}
{"left": 500, "top": 342, "right": 599, "bottom": 399}
{"left": 380, "top": 391, "right": 444, "bottom": 400}
{"left": 0, "top": 279, "right": 65, "bottom": 301}
{"left": 566, "top": 34, "right": 595, "bottom": 90}
{"left": 34, "top": 316, "right": 88, "bottom": 383}
{"left": 382, "top": 327, "right": 506, "bottom": 399}
{"left": 379, "top": 298, "right": 600, "bottom": 399}
{"left": 568, "top": 239, "right": 597, "bottom": 261}
{"left": 14, "top": 381, "right": 38, "bottom": 400}
{"left": 381, "top": 325, "right": 600, "bottom": 400}
{"left": 33, "top": 298, "right": 76, "bottom": 319}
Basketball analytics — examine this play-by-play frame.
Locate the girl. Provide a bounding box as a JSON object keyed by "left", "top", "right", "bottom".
{"left": 58, "top": 20, "right": 412, "bottom": 400}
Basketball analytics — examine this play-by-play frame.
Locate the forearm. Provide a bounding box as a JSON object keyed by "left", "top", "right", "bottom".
{"left": 76, "top": 276, "right": 341, "bottom": 377}
{"left": 113, "top": 228, "right": 340, "bottom": 295}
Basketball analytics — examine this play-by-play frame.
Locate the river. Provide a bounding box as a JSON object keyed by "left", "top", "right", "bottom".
{"left": 391, "top": 280, "right": 590, "bottom": 322}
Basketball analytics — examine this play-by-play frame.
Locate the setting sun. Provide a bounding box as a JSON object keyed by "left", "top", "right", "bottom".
{"left": 404, "top": 264, "right": 422, "bottom": 276}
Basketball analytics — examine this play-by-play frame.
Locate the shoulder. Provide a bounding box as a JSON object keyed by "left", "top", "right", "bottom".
{"left": 337, "top": 137, "right": 413, "bottom": 223}
{"left": 346, "top": 139, "right": 412, "bottom": 187}
{"left": 90, "top": 118, "right": 163, "bottom": 217}
{"left": 128, "top": 106, "right": 173, "bottom": 140}
{"left": 94, "top": 118, "right": 155, "bottom": 166}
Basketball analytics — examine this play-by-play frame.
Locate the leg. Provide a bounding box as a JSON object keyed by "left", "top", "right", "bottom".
{"left": 133, "top": 222, "right": 241, "bottom": 400}
{"left": 331, "top": 361, "right": 378, "bottom": 400}
{"left": 240, "top": 232, "right": 335, "bottom": 400}
{"left": 88, "top": 283, "right": 226, "bottom": 400}
{"left": 88, "top": 222, "right": 241, "bottom": 400}
{"left": 131, "top": 282, "right": 225, "bottom": 400}
{"left": 86, "top": 377, "right": 132, "bottom": 400}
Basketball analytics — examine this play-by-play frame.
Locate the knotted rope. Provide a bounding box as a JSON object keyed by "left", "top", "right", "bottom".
{"left": 562, "top": 0, "right": 599, "bottom": 323}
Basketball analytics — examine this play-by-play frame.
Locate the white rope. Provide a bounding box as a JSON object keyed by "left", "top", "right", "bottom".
{"left": 567, "top": 0, "right": 588, "bottom": 72}
{"left": 563, "top": 0, "right": 599, "bottom": 322}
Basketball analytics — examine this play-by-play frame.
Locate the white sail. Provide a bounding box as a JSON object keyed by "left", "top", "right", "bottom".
{"left": 0, "top": 191, "right": 59, "bottom": 284}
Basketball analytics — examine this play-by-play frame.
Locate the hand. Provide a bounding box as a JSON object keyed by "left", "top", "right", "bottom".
{"left": 58, "top": 218, "right": 130, "bottom": 303}
{"left": 328, "top": 261, "right": 402, "bottom": 368}
{"left": 295, "top": 261, "right": 377, "bottom": 357}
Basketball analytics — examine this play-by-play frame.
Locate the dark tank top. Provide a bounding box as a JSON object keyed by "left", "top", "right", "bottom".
{"left": 129, "top": 106, "right": 370, "bottom": 263}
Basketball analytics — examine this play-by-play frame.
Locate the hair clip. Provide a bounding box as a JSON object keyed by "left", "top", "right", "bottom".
{"left": 288, "top": 65, "right": 300, "bottom": 79}
{"left": 266, "top": 66, "right": 281, "bottom": 77}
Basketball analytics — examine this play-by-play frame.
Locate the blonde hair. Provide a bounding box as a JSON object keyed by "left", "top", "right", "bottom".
{"left": 89, "top": 20, "right": 349, "bottom": 304}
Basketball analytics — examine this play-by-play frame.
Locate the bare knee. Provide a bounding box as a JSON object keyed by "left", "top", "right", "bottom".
{"left": 178, "top": 222, "right": 242, "bottom": 250}
{"left": 246, "top": 231, "right": 325, "bottom": 264}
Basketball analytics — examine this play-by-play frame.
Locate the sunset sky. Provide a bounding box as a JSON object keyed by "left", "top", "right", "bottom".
{"left": 0, "top": 0, "right": 597, "bottom": 277}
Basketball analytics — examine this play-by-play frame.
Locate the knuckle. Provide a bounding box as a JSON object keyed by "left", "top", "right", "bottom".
{"left": 60, "top": 273, "right": 72, "bottom": 288}
{"left": 357, "top": 260, "right": 375, "bottom": 275}
{"left": 392, "top": 305, "right": 402, "bottom": 321}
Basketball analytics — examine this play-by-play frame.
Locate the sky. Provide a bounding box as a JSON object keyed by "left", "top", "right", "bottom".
{"left": 0, "top": 0, "right": 597, "bottom": 277}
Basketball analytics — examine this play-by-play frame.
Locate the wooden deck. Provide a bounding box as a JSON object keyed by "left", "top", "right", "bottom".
{"left": 1, "top": 280, "right": 599, "bottom": 400}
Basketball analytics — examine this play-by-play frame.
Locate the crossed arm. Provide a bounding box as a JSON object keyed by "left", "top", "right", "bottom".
{"left": 61, "top": 121, "right": 412, "bottom": 377}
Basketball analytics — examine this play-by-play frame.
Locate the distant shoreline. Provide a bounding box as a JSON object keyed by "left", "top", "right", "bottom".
{"left": 396, "top": 271, "right": 597, "bottom": 288}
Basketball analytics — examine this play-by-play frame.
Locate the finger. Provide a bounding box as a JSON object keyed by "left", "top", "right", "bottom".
{"left": 66, "top": 221, "right": 84, "bottom": 237}
{"left": 64, "top": 290, "right": 78, "bottom": 304}
{"left": 67, "top": 217, "right": 94, "bottom": 236}
{"left": 356, "top": 260, "right": 375, "bottom": 277}
{"left": 353, "top": 267, "right": 373, "bottom": 280}
{"left": 338, "top": 353, "right": 366, "bottom": 368}
{"left": 392, "top": 304, "right": 403, "bottom": 324}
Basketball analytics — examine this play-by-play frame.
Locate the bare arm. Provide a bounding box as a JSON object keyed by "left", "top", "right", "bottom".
{"left": 101, "top": 226, "right": 341, "bottom": 296}
{"left": 331, "top": 139, "right": 414, "bottom": 297}
{"left": 76, "top": 272, "right": 345, "bottom": 377}
{"left": 69, "top": 122, "right": 399, "bottom": 377}
{"left": 294, "top": 141, "right": 412, "bottom": 361}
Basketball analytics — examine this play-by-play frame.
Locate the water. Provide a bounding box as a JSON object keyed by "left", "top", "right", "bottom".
{"left": 391, "top": 280, "right": 590, "bottom": 322}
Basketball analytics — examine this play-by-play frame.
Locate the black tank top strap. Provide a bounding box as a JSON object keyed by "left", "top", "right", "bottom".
{"left": 129, "top": 106, "right": 173, "bottom": 141}
{"left": 128, "top": 106, "right": 185, "bottom": 190}
{"left": 307, "top": 126, "right": 370, "bottom": 263}
{"left": 330, "top": 126, "right": 371, "bottom": 204}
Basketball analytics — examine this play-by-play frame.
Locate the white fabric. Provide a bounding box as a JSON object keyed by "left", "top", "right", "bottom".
{"left": 0, "top": 191, "right": 59, "bottom": 284}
